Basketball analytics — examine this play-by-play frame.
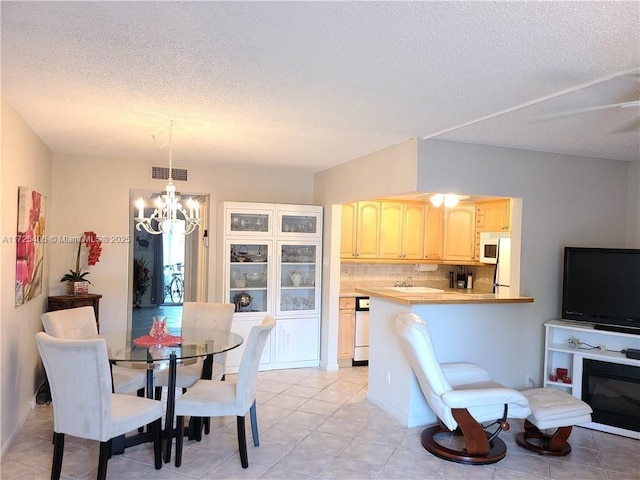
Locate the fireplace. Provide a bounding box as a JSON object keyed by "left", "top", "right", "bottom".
{"left": 581, "top": 359, "right": 640, "bottom": 432}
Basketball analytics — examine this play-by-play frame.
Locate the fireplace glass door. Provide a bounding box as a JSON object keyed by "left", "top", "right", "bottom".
{"left": 582, "top": 359, "right": 640, "bottom": 432}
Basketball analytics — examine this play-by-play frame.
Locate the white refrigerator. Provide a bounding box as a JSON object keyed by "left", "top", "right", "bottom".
{"left": 494, "top": 238, "right": 511, "bottom": 295}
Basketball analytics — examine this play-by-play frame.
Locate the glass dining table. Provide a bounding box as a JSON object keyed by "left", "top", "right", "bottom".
{"left": 98, "top": 327, "right": 244, "bottom": 462}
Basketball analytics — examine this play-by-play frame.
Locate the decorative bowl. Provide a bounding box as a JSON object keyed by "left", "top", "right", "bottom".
{"left": 246, "top": 272, "right": 265, "bottom": 283}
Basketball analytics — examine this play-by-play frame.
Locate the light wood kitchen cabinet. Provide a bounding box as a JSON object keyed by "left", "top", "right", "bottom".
{"left": 474, "top": 199, "right": 510, "bottom": 260}
{"left": 379, "top": 201, "right": 425, "bottom": 260}
{"left": 338, "top": 297, "right": 356, "bottom": 361}
{"left": 341, "top": 201, "right": 381, "bottom": 259}
{"left": 424, "top": 205, "right": 444, "bottom": 260}
{"left": 443, "top": 205, "right": 476, "bottom": 261}
{"left": 476, "top": 199, "right": 510, "bottom": 231}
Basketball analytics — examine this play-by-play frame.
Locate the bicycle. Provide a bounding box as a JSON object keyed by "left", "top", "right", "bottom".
{"left": 164, "top": 263, "right": 184, "bottom": 304}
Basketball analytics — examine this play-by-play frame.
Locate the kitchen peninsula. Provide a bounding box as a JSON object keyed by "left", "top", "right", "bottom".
{"left": 355, "top": 287, "right": 533, "bottom": 427}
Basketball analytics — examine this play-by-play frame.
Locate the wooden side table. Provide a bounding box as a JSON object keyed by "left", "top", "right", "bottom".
{"left": 47, "top": 294, "right": 103, "bottom": 331}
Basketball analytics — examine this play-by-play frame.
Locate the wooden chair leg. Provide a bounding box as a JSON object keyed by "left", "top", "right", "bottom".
{"left": 175, "top": 415, "right": 184, "bottom": 467}
{"left": 137, "top": 388, "right": 145, "bottom": 433}
{"left": 237, "top": 416, "right": 248, "bottom": 468}
{"left": 420, "top": 409, "right": 507, "bottom": 465}
{"left": 204, "top": 417, "right": 211, "bottom": 435}
{"left": 548, "top": 426, "right": 572, "bottom": 452}
{"left": 451, "top": 408, "right": 490, "bottom": 456}
{"left": 153, "top": 418, "right": 163, "bottom": 469}
{"left": 250, "top": 400, "right": 259, "bottom": 446}
{"left": 52, "top": 432, "right": 65, "bottom": 480}
{"left": 516, "top": 419, "right": 573, "bottom": 456}
{"left": 97, "top": 440, "right": 110, "bottom": 480}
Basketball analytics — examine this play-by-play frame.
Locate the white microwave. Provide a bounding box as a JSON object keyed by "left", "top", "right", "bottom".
{"left": 479, "top": 232, "right": 510, "bottom": 264}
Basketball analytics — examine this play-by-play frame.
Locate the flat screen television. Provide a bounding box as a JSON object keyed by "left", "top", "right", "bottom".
{"left": 562, "top": 247, "right": 640, "bottom": 334}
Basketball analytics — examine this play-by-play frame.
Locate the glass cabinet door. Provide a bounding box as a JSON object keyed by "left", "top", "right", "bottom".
{"left": 225, "top": 207, "right": 272, "bottom": 236}
{"left": 227, "top": 241, "right": 271, "bottom": 314}
{"left": 280, "top": 215, "right": 318, "bottom": 235}
{"left": 276, "top": 206, "right": 322, "bottom": 237}
{"left": 278, "top": 242, "right": 320, "bottom": 315}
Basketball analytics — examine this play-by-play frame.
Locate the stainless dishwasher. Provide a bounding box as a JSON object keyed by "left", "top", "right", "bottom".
{"left": 353, "top": 296, "right": 370, "bottom": 366}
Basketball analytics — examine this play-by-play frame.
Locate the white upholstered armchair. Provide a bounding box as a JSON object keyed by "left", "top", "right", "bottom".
{"left": 395, "top": 312, "right": 531, "bottom": 465}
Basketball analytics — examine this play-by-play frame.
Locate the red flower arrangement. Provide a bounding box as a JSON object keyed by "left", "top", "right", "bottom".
{"left": 133, "top": 257, "right": 151, "bottom": 297}
{"left": 60, "top": 231, "right": 102, "bottom": 284}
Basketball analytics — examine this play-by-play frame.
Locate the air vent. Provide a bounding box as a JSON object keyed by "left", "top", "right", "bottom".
{"left": 151, "top": 165, "right": 189, "bottom": 182}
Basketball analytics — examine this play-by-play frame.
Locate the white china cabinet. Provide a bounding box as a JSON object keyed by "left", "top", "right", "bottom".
{"left": 218, "top": 202, "right": 323, "bottom": 373}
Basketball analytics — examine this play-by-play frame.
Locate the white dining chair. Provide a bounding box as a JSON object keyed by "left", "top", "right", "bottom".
{"left": 41, "top": 306, "right": 147, "bottom": 395}
{"left": 35, "top": 332, "right": 163, "bottom": 480}
{"left": 173, "top": 316, "right": 275, "bottom": 468}
{"left": 153, "top": 302, "right": 235, "bottom": 396}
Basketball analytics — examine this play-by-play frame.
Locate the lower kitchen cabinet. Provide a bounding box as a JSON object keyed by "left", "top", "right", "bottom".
{"left": 226, "top": 317, "right": 319, "bottom": 373}
{"left": 338, "top": 297, "right": 356, "bottom": 362}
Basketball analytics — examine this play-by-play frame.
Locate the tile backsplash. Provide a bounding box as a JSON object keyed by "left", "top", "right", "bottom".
{"left": 340, "top": 263, "right": 496, "bottom": 293}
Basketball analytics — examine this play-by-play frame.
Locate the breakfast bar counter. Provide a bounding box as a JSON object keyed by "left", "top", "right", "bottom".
{"left": 354, "top": 287, "right": 533, "bottom": 305}
{"left": 359, "top": 287, "right": 535, "bottom": 428}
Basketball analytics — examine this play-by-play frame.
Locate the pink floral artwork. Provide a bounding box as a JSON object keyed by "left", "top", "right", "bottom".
{"left": 15, "top": 187, "right": 46, "bottom": 306}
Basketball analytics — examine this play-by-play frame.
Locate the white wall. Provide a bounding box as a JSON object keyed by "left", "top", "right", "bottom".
{"left": 314, "top": 138, "right": 636, "bottom": 385}
{"left": 50, "top": 154, "right": 316, "bottom": 332}
{"left": 414, "top": 139, "right": 635, "bottom": 389}
{"left": 1, "top": 99, "right": 53, "bottom": 458}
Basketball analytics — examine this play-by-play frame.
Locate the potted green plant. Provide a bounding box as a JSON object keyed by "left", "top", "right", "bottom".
{"left": 60, "top": 231, "right": 102, "bottom": 295}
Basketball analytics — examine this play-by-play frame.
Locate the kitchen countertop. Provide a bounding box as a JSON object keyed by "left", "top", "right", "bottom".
{"left": 353, "top": 287, "right": 534, "bottom": 305}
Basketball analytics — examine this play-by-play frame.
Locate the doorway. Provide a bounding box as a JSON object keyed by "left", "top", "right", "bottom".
{"left": 130, "top": 194, "right": 209, "bottom": 333}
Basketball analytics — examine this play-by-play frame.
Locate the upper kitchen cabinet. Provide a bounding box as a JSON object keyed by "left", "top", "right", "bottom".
{"left": 379, "top": 201, "right": 425, "bottom": 260}
{"left": 424, "top": 205, "right": 444, "bottom": 260}
{"left": 476, "top": 199, "right": 510, "bottom": 232}
{"left": 443, "top": 205, "right": 476, "bottom": 262}
{"left": 474, "top": 199, "right": 511, "bottom": 261}
{"left": 341, "top": 201, "right": 381, "bottom": 259}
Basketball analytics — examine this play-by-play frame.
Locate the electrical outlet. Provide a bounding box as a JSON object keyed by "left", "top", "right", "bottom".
{"left": 526, "top": 375, "right": 535, "bottom": 388}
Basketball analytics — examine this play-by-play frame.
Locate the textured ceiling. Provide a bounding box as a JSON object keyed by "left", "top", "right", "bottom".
{"left": 1, "top": 1, "right": 639, "bottom": 171}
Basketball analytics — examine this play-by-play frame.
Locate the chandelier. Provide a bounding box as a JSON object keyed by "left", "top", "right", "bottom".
{"left": 135, "top": 121, "right": 201, "bottom": 235}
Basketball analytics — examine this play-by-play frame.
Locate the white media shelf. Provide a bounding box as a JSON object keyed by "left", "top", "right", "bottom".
{"left": 544, "top": 319, "right": 640, "bottom": 439}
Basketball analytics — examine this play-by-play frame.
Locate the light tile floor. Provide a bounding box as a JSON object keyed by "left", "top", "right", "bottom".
{"left": 2, "top": 366, "right": 639, "bottom": 479}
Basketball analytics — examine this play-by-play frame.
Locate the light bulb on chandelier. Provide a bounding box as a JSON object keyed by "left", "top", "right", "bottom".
{"left": 134, "top": 121, "right": 201, "bottom": 235}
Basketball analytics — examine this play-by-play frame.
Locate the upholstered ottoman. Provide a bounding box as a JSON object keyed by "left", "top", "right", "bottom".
{"left": 516, "top": 388, "right": 592, "bottom": 456}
